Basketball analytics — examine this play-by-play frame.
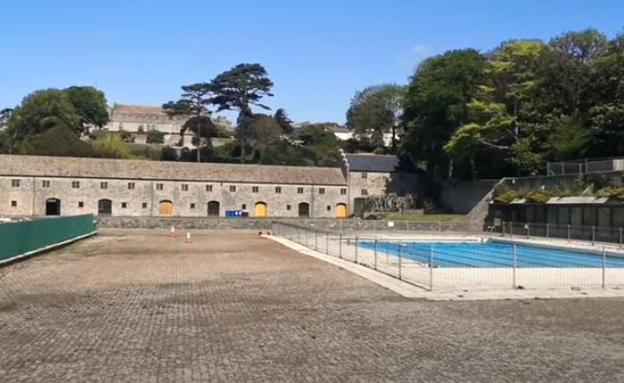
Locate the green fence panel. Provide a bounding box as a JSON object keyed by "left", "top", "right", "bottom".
{"left": 0, "top": 214, "right": 96, "bottom": 263}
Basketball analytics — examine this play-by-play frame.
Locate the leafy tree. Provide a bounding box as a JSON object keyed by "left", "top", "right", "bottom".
{"left": 8, "top": 89, "right": 82, "bottom": 142}
{"left": 445, "top": 41, "right": 548, "bottom": 176}
{"left": 296, "top": 124, "right": 342, "bottom": 166}
{"left": 346, "top": 84, "right": 405, "bottom": 150}
{"left": 146, "top": 130, "right": 165, "bottom": 144}
{"left": 211, "top": 63, "right": 274, "bottom": 163}
{"left": 19, "top": 123, "right": 95, "bottom": 157}
{"left": 180, "top": 116, "right": 217, "bottom": 148}
{"left": 64, "top": 86, "right": 109, "bottom": 131}
{"left": 163, "top": 82, "right": 214, "bottom": 163}
{"left": 401, "top": 49, "right": 486, "bottom": 179}
{"left": 274, "top": 108, "right": 294, "bottom": 134}
{"left": 247, "top": 114, "right": 283, "bottom": 160}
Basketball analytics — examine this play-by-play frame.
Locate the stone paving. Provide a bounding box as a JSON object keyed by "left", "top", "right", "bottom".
{"left": 1, "top": 229, "right": 624, "bottom": 382}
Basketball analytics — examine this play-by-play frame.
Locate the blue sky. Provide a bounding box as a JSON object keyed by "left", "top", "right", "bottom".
{"left": 1, "top": 0, "right": 622, "bottom": 123}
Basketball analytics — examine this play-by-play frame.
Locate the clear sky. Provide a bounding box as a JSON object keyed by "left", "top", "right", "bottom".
{"left": 1, "top": 0, "right": 622, "bottom": 123}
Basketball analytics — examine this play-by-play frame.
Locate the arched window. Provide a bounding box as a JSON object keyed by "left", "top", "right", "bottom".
{"left": 45, "top": 198, "right": 61, "bottom": 216}
{"left": 254, "top": 202, "right": 268, "bottom": 217}
{"left": 159, "top": 200, "right": 174, "bottom": 216}
{"left": 98, "top": 199, "right": 112, "bottom": 216}
{"left": 298, "top": 202, "right": 310, "bottom": 217}
{"left": 207, "top": 201, "right": 220, "bottom": 217}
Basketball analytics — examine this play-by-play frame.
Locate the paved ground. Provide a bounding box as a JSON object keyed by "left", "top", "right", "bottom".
{"left": 1, "top": 229, "right": 624, "bottom": 382}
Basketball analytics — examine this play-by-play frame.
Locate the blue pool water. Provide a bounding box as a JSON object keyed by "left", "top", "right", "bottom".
{"left": 359, "top": 241, "right": 624, "bottom": 268}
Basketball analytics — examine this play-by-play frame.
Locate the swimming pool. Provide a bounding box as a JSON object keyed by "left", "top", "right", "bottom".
{"left": 359, "top": 240, "right": 624, "bottom": 268}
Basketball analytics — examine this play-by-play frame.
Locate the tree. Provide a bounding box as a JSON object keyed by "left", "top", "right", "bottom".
{"left": 445, "top": 41, "right": 548, "bottom": 176}
{"left": 19, "top": 123, "right": 96, "bottom": 157}
{"left": 64, "top": 86, "right": 110, "bottom": 132}
{"left": 296, "top": 124, "right": 342, "bottom": 166}
{"left": 274, "top": 108, "right": 294, "bottom": 134}
{"left": 0, "top": 108, "right": 13, "bottom": 127}
{"left": 246, "top": 114, "right": 283, "bottom": 160}
{"left": 8, "top": 89, "right": 82, "bottom": 143}
{"left": 346, "top": 84, "right": 405, "bottom": 150}
{"left": 401, "top": 49, "right": 486, "bottom": 179}
{"left": 163, "top": 82, "right": 214, "bottom": 163}
{"left": 211, "top": 63, "right": 274, "bottom": 163}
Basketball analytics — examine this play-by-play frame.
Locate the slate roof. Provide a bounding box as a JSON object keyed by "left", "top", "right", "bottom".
{"left": 345, "top": 153, "right": 416, "bottom": 173}
{"left": 112, "top": 104, "right": 167, "bottom": 116}
{"left": 0, "top": 155, "right": 347, "bottom": 185}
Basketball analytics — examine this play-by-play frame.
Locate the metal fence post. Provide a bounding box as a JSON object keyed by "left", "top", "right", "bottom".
{"left": 502, "top": 221, "right": 506, "bottom": 237}
{"left": 602, "top": 247, "right": 606, "bottom": 289}
{"left": 429, "top": 244, "right": 434, "bottom": 291}
{"left": 567, "top": 224, "right": 571, "bottom": 242}
{"left": 314, "top": 230, "right": 318, "bottom": 251}
{"left": 512, "top": 244, "right": 517, "bottom": 289}
{"left": 592, "top": 226, "right": 596, "bottom": 246}
{"left": 326, "top": 231, "right": 329, "bottom": 254}
{"left": 339, "top": 233, "right": 342, "bottom": 259}
{"left": 354, "top": 236, "right": 359, "bottom": 264}
{"left": 620, "top": 227, "right": 623, "bottom": 250}
{"left": 526, "top": 223, "right": 530, "bottom": 238}
{"left": 546, "top": 223, "right": 550, "bottom": 238}
{"left": 398, "top": 244, "right": 403, "bottom": 280}
{"left": 509, "top": 222, "right": 513, "bottom": 239}
{"left": 374, "top": 239, "right": 378, "bottom": 270}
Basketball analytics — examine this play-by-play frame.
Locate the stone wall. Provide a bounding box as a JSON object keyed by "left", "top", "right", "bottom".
{"left": 97, "top": 216, "right": 469, "bottom": 233}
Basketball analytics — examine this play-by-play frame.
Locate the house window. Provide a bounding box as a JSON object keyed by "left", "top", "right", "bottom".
{"left": 206, "top": 185, "right": 213, "bottom": 192}
{"left": 297, "top": 187, "right": 304, "bottom": 194}
{"left": 142, "top": 202, "right": 148, "bottom": 209}
{"left": 340, "top": 188, "right": 347, "bottom": 195}
{"left": 252, "top": 186, "right": 259, "bottom": 193}
{"left": 242, "top": 204, "right": 247, "bottom": 210}
{"left": 229, "top": 185, "right": 236, "bottom": 192}
{"left": 100, "top": 182, "right": 108, "bottom": 189}
{"left": 327, "top": 205, "right": 331, "bottom": 211}
{"left": 42, "top": 180, "right": 50, "bottom": 188}
{"left": 361, "top": 172, "right": 368, "bottom": 179}
{"left": 11, "top": 200, "right": 17, "bottom": 208}
{"left": 181, "top": 184, "right": 189, "bottom": 191}
{"left": 128, "top": 182, "right": 135, "bottom": 190}
{"left": 78, "top": 201, "right": 84, "bottom": 208}
{"left": 286, "top": 204, "right": 291, "bottom": 211}
{"left": 11, "top": 179, "right": 20, "bottom": 187}
{"left": 156, "top": 183, "right": 163, "bottom": 191}
{"left": 318, "top": 188, "right": 325, "bottom": 194}
{"left": 121, "top": 202, "right": 128, "bottom": 209}
{"left": 275, "top": 186, "right": 281, "bottom": 194}
{"left": 72, "top": 181, "right": 80, "bottom": 189}
{"left": 190, "top": 203, "right": 196, "bottom": 209}
{"left": 361, "top": 189, "right": 368, "bottom": 196}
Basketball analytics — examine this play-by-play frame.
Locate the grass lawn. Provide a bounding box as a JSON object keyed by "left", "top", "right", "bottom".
{"left": 384, "top": 213, "right": 467, "bottom": 222}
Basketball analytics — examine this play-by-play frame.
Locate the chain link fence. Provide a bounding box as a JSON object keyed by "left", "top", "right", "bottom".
{"left": 273, "top": 222, "right": 624, "bottom": 291}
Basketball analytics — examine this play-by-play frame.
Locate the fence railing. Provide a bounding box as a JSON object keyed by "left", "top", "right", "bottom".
{"left": 0, "top": 214, "right": 97, "bottom": 264}
{"left": 499, "top": 221, "right": 624, "bottom": 248}
{"left": 546, "top": 158, "right": 624, "bottom": 175}
{"left": 273, "top": 221, "right": 624, "bottom": 291}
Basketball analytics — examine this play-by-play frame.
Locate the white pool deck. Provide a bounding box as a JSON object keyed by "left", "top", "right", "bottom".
{"left": 268, "top": 231, "right": 624, "bottom": 301}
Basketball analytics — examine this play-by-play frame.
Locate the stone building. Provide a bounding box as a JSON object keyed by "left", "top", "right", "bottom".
{"left": 0, "top": 153, "right": 420, "bottom": 219}
{"left": 103, "top": 104, "right": 234, "bottom": 148}
{"left": 343, "top": 153, "right": 421, "bottom": 213}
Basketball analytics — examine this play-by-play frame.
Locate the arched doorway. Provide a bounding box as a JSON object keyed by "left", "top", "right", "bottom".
{"left": 336, "top": 203, "right": 347, "bottom": 218}
{"left": 98, "top": 199, "right": 112, "bottom": 216}
{"left": 207, "top": 201, "right": 220, "bottom": 217}
{"left": 254, "top": 202, "right": 268, "bottom": 217}
{"left": 159, "top": 200, "right": 174, "bottom": 216}
{"left": 45, "top": 198, "right": 61, "bottom": 216}
{"left": 298, "top": 202, "right": 310, "bottom": 217}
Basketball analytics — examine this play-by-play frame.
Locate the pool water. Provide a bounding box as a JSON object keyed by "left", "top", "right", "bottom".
{"left": 359, "top": 241, "right": 624, "bottom": 268}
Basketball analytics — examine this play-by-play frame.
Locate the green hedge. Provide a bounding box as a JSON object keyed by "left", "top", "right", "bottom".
{"left": 0, "top": 214, "right": 96, "bottom": 264}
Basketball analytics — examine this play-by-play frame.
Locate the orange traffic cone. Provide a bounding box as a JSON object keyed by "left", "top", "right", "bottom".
{"left": 185, "top": 232, "right": 192, "bottom": 243}
{"left": 170, "top": 226, "right": 177, "bottom": 239}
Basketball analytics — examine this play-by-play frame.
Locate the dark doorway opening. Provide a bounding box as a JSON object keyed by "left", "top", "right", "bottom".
{"left": 45, "top": 198, "right": 61, "bottom": 216}
{"left": 207, "top": 201, "right": 220, "bottom": 217}
{"left": 98, "top": 199, "right": 112, "bottom": 216}
{"left": 298, "top": 202, "right": 310, "bottom": 217}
